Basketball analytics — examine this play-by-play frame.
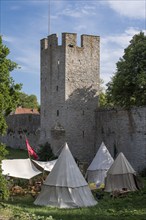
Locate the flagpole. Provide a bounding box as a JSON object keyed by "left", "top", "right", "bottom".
{"left": 48, "top": 0, "right": 51, "bottom": 35}
{"left": 25, "top": 136, "right": 38, "bottom": 160}
{"left": 24, "top": 134, "right": 31, "bottom": 159}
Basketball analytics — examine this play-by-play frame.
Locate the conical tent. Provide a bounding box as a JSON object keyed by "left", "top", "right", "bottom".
{"left": 34, "top": 143, "right": 97, "bottom": 208}
{"left": 86, "top": 142, "right": 114, "bottom": 186}
{"left": 105, "top": 152, "right": 140, "bottom": 192}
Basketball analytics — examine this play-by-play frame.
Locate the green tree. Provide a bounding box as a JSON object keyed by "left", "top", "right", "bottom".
{"left": 0, "top": 36, "right": 22, "bottom": 133}
{"left": 106, "top": 32, "right": 146, "bottom": 108}
{"left": 0, "top": 144, "right": 9, "bottom": 200}
{"left": 18, "top": 92, "right": 39, "bottom": 109}
{"left": 37, "top": 142, "right": 57, "bottom": 161}
{"left": 0, "top": 36, "right": 21, "bottom": 199}
{"left": 99, "top": 92, "right": 108, "bottom": 107}
{"left": 98, "top": 79, "right": 109, "bottom": 107}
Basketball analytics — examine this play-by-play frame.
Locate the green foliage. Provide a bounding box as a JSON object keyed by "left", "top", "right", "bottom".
{"left": 98, "top": 79, "right": 109, "bottom": 107}
{"left": 1, "top": 180, "right": 146, "bottom": 220}
{"left": 10, "top": 212, "right": 55, "bottom": 220}
{"left": 37, "top": 142, "right": 57, "bottom": 161}
{"left": 18, "top": 92, "right": 39, "bottom": 109}
{"left": 99, "top": 92, "right": 108, "bottom": 107}
{"left": 106, "top": 32, "right": 146, "bottom": 108}
{"left": 0, "top": 144, "right": 8, "bottom": 162}
{"left": 0, "top": 36, "right": 22, "bottom": 200}
{"left": 0, "top": 203, "right": 55, "bottom": 220}
{"left": 0, "top": 36, "right": 22, "bottom": 134}
{"left": 139, "top": 167, "right": 146, "bottom": 177}
{"left": 6, "top": 147, "right": 28, "bottom": 159}
{"left": 0, "top": 143, "right": 9, "bottom": 200}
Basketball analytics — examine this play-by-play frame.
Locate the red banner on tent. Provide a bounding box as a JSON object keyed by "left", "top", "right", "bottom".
{"left": 25, "top": 138, "right": 38, "bottom": 160}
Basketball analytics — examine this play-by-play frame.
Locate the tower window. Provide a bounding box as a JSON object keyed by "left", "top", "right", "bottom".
{"left": 56, "top": 86, "right": 58, "bottom": 91}
{"left": 57, "top": 110, "right": 59, "bottom": 116}
{"left": 68, "top": 44, "right": 74, "bottom": 48}
{"left": 82, "top": 131, "right": 84, "bottom": 138}
{"left": 57, "top": 60, "right": 60, "bottom": 79}
{"left": 82, "top": 110, "right": 84, "bottom": 115}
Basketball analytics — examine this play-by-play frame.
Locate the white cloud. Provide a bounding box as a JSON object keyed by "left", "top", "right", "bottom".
{"left": 15, "top": 50, "right": 39, "bottom": 74}
{"left": 57, "top": 2, "right": 96, "bottom": 18}
{"left": 102, "top": 27, "right": 142, "bottom": 48}
{"left": 4, "top": 35, "right": 40, "bottom": 75}
{"left": 60, "top": 8, "right": 82, "bottom": 18}
{"left": 104, "top": 0, "right": 145, "bottom": 19}
{"left": 74, "top": 25, "right": 87, "bottom": 32}
{"left": 51, "top": 15, "right": 58, "bottom": 20}
{"left": 100, "top": 27, "right": 145, "bottom": 86}
{"left": 3, "top": 35, "right": 16, "bottom": 43}
{"left": 10, "top": 5, "right": 21, "bottom": 11}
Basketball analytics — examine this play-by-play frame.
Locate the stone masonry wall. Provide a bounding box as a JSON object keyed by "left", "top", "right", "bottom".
{"left": 0, "top": 114, "right": 40, "bottom": 150}
{"left": 40, "top": 34, "right": 65, "bottom": 146}
{"left": 95, "top": 107, "right": 146, "bottom": 172}
{"left": 64, "top": 33, "right": 100, "bottom": 162}
{"left": 40, "top": 33, "right": 100, "bottom": 162}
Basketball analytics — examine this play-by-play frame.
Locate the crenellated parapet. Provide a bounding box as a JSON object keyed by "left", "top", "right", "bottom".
{"left": 62, "top": 33, "right": 77, "bottom": 47}
{"left": 41, "top": 34, "right": 58, "bottom": 50}
{"left": 41, "top": 38, "right": 48, "bottom": 50}
{"left": 81, "top": 34, "right": 100, "bottom": 48}
{"left": 41, "top": 33, "right": 100, "bottom": 50}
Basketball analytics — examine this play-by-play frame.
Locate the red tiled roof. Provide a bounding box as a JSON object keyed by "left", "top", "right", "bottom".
{"left": 13, "top": 107, "right": 40, "bottom": 115}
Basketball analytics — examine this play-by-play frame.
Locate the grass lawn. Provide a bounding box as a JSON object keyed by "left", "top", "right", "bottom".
{"left": 6, "top": 147, "right": 28, "bottom": 159}
{"left": 1, "top": 187, "right": 146, "bottom": 220}
{"left": 1, "top": 148, "right": 146, "bottom": 220}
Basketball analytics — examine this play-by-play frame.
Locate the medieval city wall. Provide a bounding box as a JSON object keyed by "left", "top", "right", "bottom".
{"left": 0, "top": 114, "right": 40, "bottom": 150}
{"left": 95, "top": 106, "right": 146, "bottom": 172}
{"left": 3, "top": 32, "right": 146, "bottom": 172}
{"left": 1, "top": 105, "right": 146, "bottom": 172}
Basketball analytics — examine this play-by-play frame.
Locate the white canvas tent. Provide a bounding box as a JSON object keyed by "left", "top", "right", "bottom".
{"left": 32, "top": 159, "right": 57, "bottom": 172}
{"left": 2, "top": 158, "right": 42, "bottom": 179}
{"left": 104, "top": 152, "right": 141, "bottom": 192}
{"left": 86, "top": 142, "right": 114, "bottom": 187}
{"left": 34, "top": 143, "right": 97, "bottom": 208}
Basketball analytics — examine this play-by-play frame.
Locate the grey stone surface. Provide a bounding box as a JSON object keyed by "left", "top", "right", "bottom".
{"left": 0, "top": 114, "right": 40, "bottom": 150}
{"left": 40, "top": 33, "right": 100, "bottom": 162}
{"left": 95, "top": 107, "right": 146, "bottom": 172}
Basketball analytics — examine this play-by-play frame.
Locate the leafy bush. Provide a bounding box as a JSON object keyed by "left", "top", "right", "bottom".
{"left": 10, "top": 212, "right": 55, "bottom": 220}
{"left": 37, "top": 142, "right": 57, "bottom": 161}
{"left": 139, "top": 167, "right": 146, "bottom": 177}
{"left": 0, "top": 143, "right": 9, "bottom": 200}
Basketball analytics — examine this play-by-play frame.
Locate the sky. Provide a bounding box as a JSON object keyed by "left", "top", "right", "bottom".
{"left": 0, "top": 0, "right": 146, "bottom": 103}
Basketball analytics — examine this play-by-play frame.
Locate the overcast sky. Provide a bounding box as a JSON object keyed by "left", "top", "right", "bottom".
{"left": 1, "top": 0, "right": 146, "bottom": 102}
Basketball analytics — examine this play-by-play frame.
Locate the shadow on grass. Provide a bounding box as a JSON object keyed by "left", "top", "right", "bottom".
{"left": 1, "top": 181, "right": 146, "bottom": 220}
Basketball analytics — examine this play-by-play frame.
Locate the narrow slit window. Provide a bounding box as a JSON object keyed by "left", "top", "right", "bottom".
{"left": 56, "top": 86, "right": 58, "bottom": 91}
{"left": 57, "top": 110, "right": 59, "bottom": 116}
{"left": 57, "top": 60, "right": 60, "bottom": 79}
{"left": 82, "top": 131, "right": 84, "bottom": 138}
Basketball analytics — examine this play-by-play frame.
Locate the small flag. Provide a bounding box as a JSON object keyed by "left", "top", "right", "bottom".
{"left": 25, "top": 138, "right": 38, "bottom": 160}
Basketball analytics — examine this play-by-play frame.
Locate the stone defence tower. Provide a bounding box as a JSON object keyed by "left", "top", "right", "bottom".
{"left": 40, "top": 33, "right": 100, "bottom": 162}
